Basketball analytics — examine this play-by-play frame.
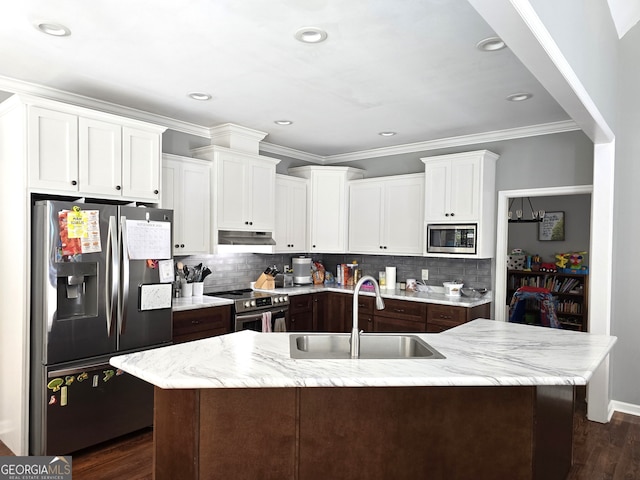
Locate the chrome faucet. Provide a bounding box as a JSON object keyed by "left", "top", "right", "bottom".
{"left": 351, "top": 275, "right": 385, "bottom": 358}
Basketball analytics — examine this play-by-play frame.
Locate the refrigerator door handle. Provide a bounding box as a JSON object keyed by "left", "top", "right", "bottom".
{"left": 119, "top": 216, "right": 130, "bottom": 336}
{"left": 106, "top": 216, "right": 118, "bottom": 336}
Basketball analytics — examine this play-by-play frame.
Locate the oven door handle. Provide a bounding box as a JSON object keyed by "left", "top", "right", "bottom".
{"left": 236, "top": 308, "right": 288, "bottom": 322}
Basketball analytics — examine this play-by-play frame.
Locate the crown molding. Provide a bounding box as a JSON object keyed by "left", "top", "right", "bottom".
{"left": 259, "top": 142, "right": 326, "bottom": 164}
{"left": 0, "top": 75, "right": 210, "bottom": 137}
{"left": 322, "top": 120, "right": 580, "bottom": 164}
{"left": 0, "top": 75, "right": 580, "bottom": 162}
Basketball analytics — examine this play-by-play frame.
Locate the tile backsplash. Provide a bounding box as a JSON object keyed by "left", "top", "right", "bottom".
{"left": 176, "top": 252, "right": 492, "bottom": 293}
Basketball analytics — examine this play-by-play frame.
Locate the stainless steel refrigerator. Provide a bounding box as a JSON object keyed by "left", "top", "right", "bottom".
{"left": 30, "top": 199, "right": 174, "bottom": 455}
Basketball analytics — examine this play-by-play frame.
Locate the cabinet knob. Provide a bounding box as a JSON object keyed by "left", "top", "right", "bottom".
{"left": 379, "top": 246, "right": 383, "bottom": 249}
{"left": 180, "top": 244, "right": 185, "bottom": 248}
{"left": 115, "top": 185, "right": 121, "bottom": 191}
{"left": 450, "top": 213, "right": 455, "bottom": 217}
{"left": 312, "top": 245, "right": 316, "bottom": 248}
{"left": 174, "top": 244, "right": 179, "bottom": 248}
{"left": 445, "top": 213, "right": 449, "bottom": 217}
{"left": 153, "top": 189, "right": 159, "bottom": 195}
{"left": 191, "top": 320, "right": 200, "bottom": 325}
{"left": 71, "top": 180, "right": 77, "bottom": 186}
{"left": 383, "top": 246, "right": 387, "bottom": 249}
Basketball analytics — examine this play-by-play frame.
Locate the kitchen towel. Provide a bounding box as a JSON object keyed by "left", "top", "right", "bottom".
{"left": 385, "top": 267, "right": 396, "bottom": 290}
{"left": 273, "top": 317, "right": 287, "bottom": 332}
{"left": 261, "top": 311, "right": 272, "bottom": 333}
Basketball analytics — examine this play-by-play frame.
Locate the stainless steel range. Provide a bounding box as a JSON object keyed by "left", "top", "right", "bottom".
{"left": 206, "top": 289, "right": 289, "bottom": 331}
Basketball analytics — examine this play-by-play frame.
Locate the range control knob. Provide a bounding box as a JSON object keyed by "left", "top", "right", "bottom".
{"left": 281, "top": 296, "right": 288, "bottom": 303}
{"left": 244, "top": 301, "right": 251, "bottom": 308}
{"left": 250, "top": 300, "right": 256, "bottom": 307}
{"left": 273, "top": 297, "right": 279, "bottom": 304}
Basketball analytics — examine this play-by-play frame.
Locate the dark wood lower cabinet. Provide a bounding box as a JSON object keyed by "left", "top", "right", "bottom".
{"left": 154, "top": 384, "right": 574, "bottom": 480}
{"left": 287, "top": 293, "right": 314, "bottom": 331}
{"left": 172, "top": 305, "right": 231, "bottom": 343}
{"left": 426, "top": 302, "right": 491, "bottom": 332}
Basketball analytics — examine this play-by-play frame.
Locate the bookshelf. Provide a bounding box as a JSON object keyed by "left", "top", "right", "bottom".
{"left": 507, "top": 270, "right": 589, "bottom": 331}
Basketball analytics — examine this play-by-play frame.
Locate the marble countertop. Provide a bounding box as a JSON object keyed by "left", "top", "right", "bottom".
{"left": 111, "top": 319, "right": 616, "bottom": 390}
{"left": 265, "top": 284, "right": 492, "bottom": 307}
{"left": 172, "top": 295, "right": 233, "bottom": 312}
{"left": 174, "top": 284, "right": 492, "bottom": 312}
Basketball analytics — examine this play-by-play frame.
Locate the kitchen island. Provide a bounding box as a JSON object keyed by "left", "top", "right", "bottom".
{"left": 111, "top": 320, "right": 616, "bottom": 480}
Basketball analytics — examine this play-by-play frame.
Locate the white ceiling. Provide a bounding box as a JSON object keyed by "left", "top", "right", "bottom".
{"left": 0, "top": 0, "right": 573, "bottom": 158}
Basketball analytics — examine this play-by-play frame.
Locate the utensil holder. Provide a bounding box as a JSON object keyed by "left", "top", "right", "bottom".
{"left": 180, "top": 283, "right": 193, "bottom": 297}
{"left": 192, "top": 282, "right": 204, "bottom": 296}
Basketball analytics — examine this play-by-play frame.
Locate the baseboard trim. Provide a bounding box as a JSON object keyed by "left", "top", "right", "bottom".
{"left": 611, "top": 400, "right": 640, "bottom": 418}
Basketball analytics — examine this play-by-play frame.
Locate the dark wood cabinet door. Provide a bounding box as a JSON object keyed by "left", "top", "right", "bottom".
{"left": 374, "top": 316, "right": 426, "bottom": 332}
{"left": 172, "top": 305, "right": 232, "bottom": 343}
{"left": 288, "top": 311, "right": 313, "bottom": 331}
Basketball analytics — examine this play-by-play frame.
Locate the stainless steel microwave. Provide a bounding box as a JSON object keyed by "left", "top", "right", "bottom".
{"left": 426, "top": 224, "right": 477, "bottom": 254}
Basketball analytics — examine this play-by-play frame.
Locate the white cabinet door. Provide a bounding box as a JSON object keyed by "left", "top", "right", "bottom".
{"left": 349, "top": 182, "right": 383, "bottom": 253}
{"left": 383, "top": 176, "right": 424, "bottom": 255}
{"left": 423, "top": 159, "right": 449, "bottom": 220}
{"left": 27, "top": 106, "right": 79, "bottom": 192}
{"left": 275, "top": 175, "right": 307, "bottom": 252}
{"left": 247, "top": 161, "right": 275, "bottom": 231}
{"left": 310, "top": 171, "right": 347, "bottom": 253}
{"left": 122, "top": 126, "right": 161, "bottom": 201}
{"left": 217, "top": 154, "right": 248, "bottom": 230}
{"left": 448, "top": 157, "right": 480, "bottom": 221}
{"left": 162, "top": 156, "right": 210, "bottom": 255}
{"left": 79, "top": 117, "right": 122, "bottom": 197}
{"left": 288, "top": 179, "right": 307, "bottom": 252}
{"left": 180, "top": 161, "right": 210, "bottom": 254}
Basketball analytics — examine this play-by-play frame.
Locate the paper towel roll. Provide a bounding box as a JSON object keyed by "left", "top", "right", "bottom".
{"left": 385, "top": 267, "right": 396, "bottom": 290}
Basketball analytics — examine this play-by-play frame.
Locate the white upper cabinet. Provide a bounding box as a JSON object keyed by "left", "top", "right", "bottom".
{"left": 28, "top": 106, "right": 79, "bottom": 192}
{"left": 25, "top": 99, "right": 165, "bottom": 201}
{"left": 349, "top": 174, "right": 424, "bottom": 255}
{"left": 121, "top": 126, "right": 162, "bottom": 201}
{"left": 422, "top": 150, "right": 498, "bottom": 258}
{"left": 191, "top": 145, "right": 280, "bottom": 233}
{"left": 289, "top": 166, "right": 364, "bottom": 253}
{"left": 162, "top": 154, "right": 211, "bottom": 255}
{"left": 274, "top": 175, "right": 307, "bottom": 253}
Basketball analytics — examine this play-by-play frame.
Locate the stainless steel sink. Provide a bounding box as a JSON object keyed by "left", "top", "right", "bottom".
{"left": 289, "top": 333, "right": 445, "bottom": 359}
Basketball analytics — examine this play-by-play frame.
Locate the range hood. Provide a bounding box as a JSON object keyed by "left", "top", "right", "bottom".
{"left": 216, "top": 230, "right": 276, "bottom": 253}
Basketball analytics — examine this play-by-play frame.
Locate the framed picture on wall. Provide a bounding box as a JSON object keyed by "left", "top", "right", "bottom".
{"left": 539, "top": 211, "right": 565, "bottom": 241}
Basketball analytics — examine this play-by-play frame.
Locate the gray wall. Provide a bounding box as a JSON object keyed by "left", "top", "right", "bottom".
{"left": 507, "top": 194, "right": 591, "bottom": 264}
{"left": 611, "top": 22, "right": 640, "bottom": 406}
{"left": 335, "top": 130, "right": 594, "bottom": 189}
{"left": 529, "top": 0, "right": 618, "bottom": 131}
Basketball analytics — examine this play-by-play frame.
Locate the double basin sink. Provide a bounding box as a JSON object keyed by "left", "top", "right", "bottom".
{"left": 289, "top": 333, "right": 445, "bottom": 360}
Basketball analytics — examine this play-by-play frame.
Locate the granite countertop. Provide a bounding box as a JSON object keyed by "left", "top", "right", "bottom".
{"left": 110, "top": 319, "right": 616, "bottom": 390}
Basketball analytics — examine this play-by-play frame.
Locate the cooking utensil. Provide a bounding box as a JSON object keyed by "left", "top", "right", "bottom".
{"left": 200, "top": 267, "right": 212, "bottom": 281}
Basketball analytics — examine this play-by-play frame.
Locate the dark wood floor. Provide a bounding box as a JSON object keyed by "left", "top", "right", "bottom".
{"left": 1, "top": 391, "right": 639, "bottom": 479}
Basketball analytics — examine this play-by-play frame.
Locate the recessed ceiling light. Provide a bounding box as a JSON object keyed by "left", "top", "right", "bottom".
{"left": 188, "top": 92, "right": 212, "bottom": 101}
{"left": 506, "top": 93, "right": 533, "bottom": 102}
{"left": 379, "top": 131, "right": 397, "bottom": 137}
{"left": 476, "top": 36, "right": 506, "bottom": 52}
{"left": 274, "top": 120, "right": 293, "bottom": 125}
{"left": 36, "top": 23, "right": 71, "bottom": 37}
{"left": 294, "top": 27, "right": 328, "bottom": 44}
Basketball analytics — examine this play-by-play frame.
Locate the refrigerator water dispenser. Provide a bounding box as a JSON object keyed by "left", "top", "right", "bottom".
{"left": 55, "top": 262, "right": 98, "bottom": 319}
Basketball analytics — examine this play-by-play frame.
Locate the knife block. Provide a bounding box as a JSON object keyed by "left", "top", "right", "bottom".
{"left": 254, "top": 273, "right": 275, "bottom": 290}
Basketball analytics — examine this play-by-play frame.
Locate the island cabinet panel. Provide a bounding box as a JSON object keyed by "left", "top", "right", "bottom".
{"left": 153, "top": 385, "right": 574, "bottom": 480}
{"left": 373, "top": 297, "right": 427, "bottom": 332}
{"left": 172, "top": 305, "right": 231, "bottom": 343}
{"left": 426, "top": 302, "right": 491, "bottom": 332}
